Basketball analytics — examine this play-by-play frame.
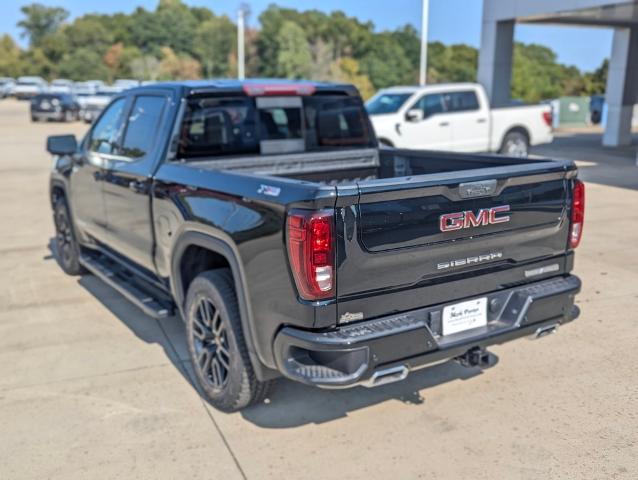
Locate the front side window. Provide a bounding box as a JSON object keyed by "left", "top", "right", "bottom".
{"left": 120, "top": 96, "right": 166, "bottom": 159}
{"left": 88, "top": 98, "right": 126, "bottom": 154}
{"left": 415, "top": 93, "right": 446, "bottom": 119}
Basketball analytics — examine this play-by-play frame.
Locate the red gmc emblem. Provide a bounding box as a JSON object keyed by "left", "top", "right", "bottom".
{"left": 440, "top": 205, "right": 511, "bottom": 232}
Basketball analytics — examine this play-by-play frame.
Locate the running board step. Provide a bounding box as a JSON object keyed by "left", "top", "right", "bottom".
{"left": 79, "top": 254, "right": 174, "bottom": 319}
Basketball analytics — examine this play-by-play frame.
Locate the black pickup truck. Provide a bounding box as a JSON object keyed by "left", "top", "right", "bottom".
{"left": 47, "top": 80, "right": 584, "bottom": 412}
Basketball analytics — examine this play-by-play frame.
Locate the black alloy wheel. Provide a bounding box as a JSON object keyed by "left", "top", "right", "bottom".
{"left": 53, "top": 197, "right": 84, "bottom": 275}
{"left": 191, "top": 297, "right": 231, "bottom": 390}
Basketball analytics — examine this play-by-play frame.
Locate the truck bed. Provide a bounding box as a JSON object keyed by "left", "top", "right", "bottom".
{"left": 185, "top": 147, "right": 561, "bottom": 186}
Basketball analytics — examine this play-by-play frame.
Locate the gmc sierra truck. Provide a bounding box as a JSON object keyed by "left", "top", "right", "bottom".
{"left": 47, "top": 80, "right": 583, "bottom": 412}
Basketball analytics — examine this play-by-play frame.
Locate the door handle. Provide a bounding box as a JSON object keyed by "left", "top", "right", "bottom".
{"left": 439, "top": 122, "right": 449, "bottom": 127}
{"left": 477, "top": 118, "right": 487, "bottom": 123}
{"left": 128, "top": 180, "right": 148, "bottom": 194}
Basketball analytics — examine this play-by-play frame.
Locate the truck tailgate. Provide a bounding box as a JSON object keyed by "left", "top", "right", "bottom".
{"left": 335, "top": 160, "right": 576, "bottom": 322}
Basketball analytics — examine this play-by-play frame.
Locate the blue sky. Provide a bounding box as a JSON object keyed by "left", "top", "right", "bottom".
{"left": 2, "top": 0, "right": 613, "bottom": 72}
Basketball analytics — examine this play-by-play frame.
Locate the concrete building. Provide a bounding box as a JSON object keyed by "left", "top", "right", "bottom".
{"left": 478, "top": 0, "right": 638, "bottom": 147}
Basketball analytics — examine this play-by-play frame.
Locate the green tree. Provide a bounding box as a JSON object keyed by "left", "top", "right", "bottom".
{"left": 330, "top": 57, "right": 374, "bottom": 99}
{"left": 63, "top": 17, "right": 114, "bottom": 53}
{"left": 58, "top": 48, "right": 109, "bottom": 80}
{"left": 130, "top": 0, "right": 198, "bottom": 57}
{"left": 18, "top": 3, "right": 69, "bottom": 47}
{"left": 512, "top": 43, "right": 569, "bottom": 102}
{"left": 584, "top": 59, "right": 608, "bottom": 95}
{"left": 21, "top": 47, "right": 55, "bottom": 78}
{"left": 0, "top": 35, "right": 24, "bottom": 77}
{"left": 276, "top": 21, "right": 311, "bottom": 79}
{"left": 194, "top": 16, "right": 236, "bottom": 78}
{"left": 360, "top": 33, "right": 413, "bottom": 89}
{"left": 428, "top": 42, "right": 477, "bottom": 83}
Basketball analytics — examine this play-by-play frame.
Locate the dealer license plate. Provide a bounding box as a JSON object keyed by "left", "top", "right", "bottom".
{"left": 442, "top": 297, "right": 487, "bottom": 336}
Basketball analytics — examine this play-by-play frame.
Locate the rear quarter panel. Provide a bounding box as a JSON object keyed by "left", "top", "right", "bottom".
{"left": 152, "top": 163, "right": 337, "bottom": 368}
{"left": 490, "top": 104, "right": 553, "bottom": 149}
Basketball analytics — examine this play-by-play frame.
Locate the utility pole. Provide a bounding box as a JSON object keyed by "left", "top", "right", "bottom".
{"left": 419, "top": 0, "right": 429, "bottom": 86}
{"left": 237, "top": 7, "right": 246, "bottom": 80}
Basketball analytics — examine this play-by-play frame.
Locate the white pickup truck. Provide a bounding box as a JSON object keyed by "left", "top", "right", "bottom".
{"left": 366, "top": 83, "right": 553, "bottom": 157}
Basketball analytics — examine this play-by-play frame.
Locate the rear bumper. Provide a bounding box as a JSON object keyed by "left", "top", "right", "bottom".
{"left": 273, "top": 275, "right": 581, "bottom": 388}
{"left": 31, "top": 110, "right": 64, "bottom": 120}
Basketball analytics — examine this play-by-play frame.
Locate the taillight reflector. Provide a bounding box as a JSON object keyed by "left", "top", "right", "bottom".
{"left": 542, "top": 110, "right": 553, "bottom": 128}
{"left": 570, "top": 179, "right": 585, "bottom": 248}
{"left": 286, "top": 210, "right": 334, "bottom": 300}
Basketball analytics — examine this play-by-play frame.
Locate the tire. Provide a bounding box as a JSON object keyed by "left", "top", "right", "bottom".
{"left": 185, "top": 269, "right": 272, "bottom": 412}
{"left": 499, "top": 131, "right": 529, "bottom": 158}
{"left": 53, "top": 196, "right": 85, "bottom": 275}
{"left": 30, "top": 115, "right": 37, "bottom": 122}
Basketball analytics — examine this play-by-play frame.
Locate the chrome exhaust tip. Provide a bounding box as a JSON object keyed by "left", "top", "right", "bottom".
{"left": 530, "top": 323, "right": 559, "bottom": 340}
{"left": 362, "top": 365, "right": 409, "bottom": 388}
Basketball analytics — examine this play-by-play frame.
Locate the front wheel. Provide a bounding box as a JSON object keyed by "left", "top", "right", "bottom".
{"left": 53, "top": 197, "right": 85, "bottom": 275}
{"left": 499, "top": 131, "right": 529, "bottom": 158}
{"left": 185, "top": 270, "right": 272, "bottom": 412}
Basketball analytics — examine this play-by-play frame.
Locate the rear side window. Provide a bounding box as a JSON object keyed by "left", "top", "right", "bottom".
{"left": 120, "top": 96, "right": 166, "bottom": 159}
{"left": 444, "top": 91, "right": 480, "bottom": 112}
{"left": 88, "top": 98, "right": 126, "bottom": 155}
{"left": 178, "top": 94, "right": 373, "bottom": 159}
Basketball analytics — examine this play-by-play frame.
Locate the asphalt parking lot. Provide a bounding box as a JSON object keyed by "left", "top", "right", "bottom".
{"left": 0, "top": 98, "right": 636, "bottom": 479}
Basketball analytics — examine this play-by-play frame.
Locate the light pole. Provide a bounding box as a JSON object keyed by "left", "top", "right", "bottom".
{"left": 237, "top": 7, "right": 246, "bottom": 80}
{"left": 419, "top": 0, "right": 429, "bottom": 86}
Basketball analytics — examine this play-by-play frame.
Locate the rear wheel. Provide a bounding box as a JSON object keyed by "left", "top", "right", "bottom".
{"left": 185, "top": 270, "right": 272, "bottom": 412}
{"left": 53, "top": 196, "right": 85, "bottom": 275}
{"left": 499, "top": 131, "right": 529, "bottom": 157}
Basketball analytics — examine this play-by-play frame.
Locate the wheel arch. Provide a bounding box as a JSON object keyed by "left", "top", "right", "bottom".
{"left": 499, "top": 125, "right": 531, "bottom": 151}
{"left": 170, "top": 228, "right": 275, "bottom": 380}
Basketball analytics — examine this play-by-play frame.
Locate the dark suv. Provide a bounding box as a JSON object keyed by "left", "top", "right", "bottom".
{"left": 31, "top": 93, "right": 80, "bottom": 122}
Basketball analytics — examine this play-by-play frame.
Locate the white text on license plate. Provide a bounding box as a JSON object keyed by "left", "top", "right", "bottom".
{"left": 442, "top": 297, "right": 487, "bottom": 336}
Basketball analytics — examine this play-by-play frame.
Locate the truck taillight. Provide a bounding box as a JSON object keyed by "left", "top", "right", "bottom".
{"left": 542, "top": 110, "right": 553, "bottom": 128}
{"left": 570, "top": 179, "right": 585, "bottom": 248}
{"left": 286, "top": 210, "right": 335, "bottom": 300}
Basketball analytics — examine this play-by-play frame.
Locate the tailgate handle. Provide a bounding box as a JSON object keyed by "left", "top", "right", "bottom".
{"left": 458, "top": 179, "right": 498, "bottom": 199}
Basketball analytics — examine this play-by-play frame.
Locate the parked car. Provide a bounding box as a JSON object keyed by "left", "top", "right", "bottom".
{"left": 14, "top": 76, "right": 47, "bottom": 100}
{"left": 113, "top": 79, "right": 140, "bottom": 90}
{"left": 366, "top": 83, "right": 554, "bottom": 157}
{"left": 80, "top": 88, "right": 119, "bottom": 123}
{"left": 49, "top": 79, "right": 74, "bottom": 94}
{"left": 31, "top": 93, "right": 80, "bottom": 122}
{"left": 47, "top": 80, "right": 583, "bottom": 412}
{"left": 0, "top": 77, "right": 16, "bottom": 98}
{"left": 590, "top": 95, "right": 605, "bottom": 124}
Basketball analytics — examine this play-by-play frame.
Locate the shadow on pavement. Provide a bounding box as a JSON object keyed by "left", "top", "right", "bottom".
{"left": 241, "top": 357, "right": 496, "bottom": 428}
{"left": 48, "top": 235, "right": 499, "bottom": 428}
{"left": 531, "top": 130, "right": 638, "bottom": 191}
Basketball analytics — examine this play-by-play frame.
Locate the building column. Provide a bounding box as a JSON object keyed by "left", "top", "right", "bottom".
{"left": 478, "top": 19, "right": 514, "bottom": 107}
{"left": 603, "top": 28, "right": 638, "bottom": 147}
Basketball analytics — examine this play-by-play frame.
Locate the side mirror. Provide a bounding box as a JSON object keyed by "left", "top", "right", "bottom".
{"left": 47, "top": 135, "right": 77, "bottom": 155}
{"left": 406, "top": 109, "right": 424, "bottom": 122}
